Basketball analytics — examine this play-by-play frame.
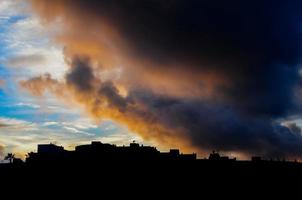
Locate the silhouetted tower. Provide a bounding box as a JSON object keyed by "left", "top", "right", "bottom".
{"left": 130, "top": 140, "right": 139, "bottom": 148}
{"left": 209, "top": 150, "right": 221, "bottom": 160}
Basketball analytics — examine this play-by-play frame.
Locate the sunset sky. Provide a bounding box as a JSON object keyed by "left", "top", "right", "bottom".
{"left": 1, "top": 0, "right": 302, "bottom": 160}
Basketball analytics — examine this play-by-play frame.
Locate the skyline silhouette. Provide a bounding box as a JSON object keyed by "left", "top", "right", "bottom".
{"left": 1, "top": 139, "right": 302, "bottom": 190}
{"left": 1, "top": 140, "right": 301, "bottom": 164}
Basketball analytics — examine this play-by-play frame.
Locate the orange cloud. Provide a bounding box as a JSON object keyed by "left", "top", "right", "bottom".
{"left": 24, "top": 0, "right": 302, "bottom": 159}
{"left": 20, "top": 60, "right": 198, "bottom": 154}
{"left": 20, "top": 74, "right": 66, "bottom": 97}
{"left": 29, "top": 0, "right": 230, "bottom": 101}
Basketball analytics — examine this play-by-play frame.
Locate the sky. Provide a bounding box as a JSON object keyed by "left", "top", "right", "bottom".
{"left": 2, "top": 0, "right": 302, "bottom": 160}
{"left": 0, "top": 0, "right": 143, "bottom": 159}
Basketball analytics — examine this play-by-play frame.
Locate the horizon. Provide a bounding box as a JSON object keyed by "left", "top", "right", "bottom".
{"left": 1, "top": 140, "right": 300, "bottom": 163}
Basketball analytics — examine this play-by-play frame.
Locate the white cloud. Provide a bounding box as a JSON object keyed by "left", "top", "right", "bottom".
{"left": 0, "top": 0, "right": 27, "bottom": 18}
{"left": 62, "top": 118, "right": 98, "bottom": 130}
{"left": 46, "top": 105, "right": 60, "bottom": 110}
{"left": 63, "top": 126, "right": 95, "bottom": 136}
{"left": 15, "top": 102, "right": 41, "bottom": 109}
{"left": 42, "top": 121, "right": 59, "bottom": 126}
{"left": 0, "top": 4, "right": 67, "bottom": 79}
{"left": 0, "top": 117, "right": 37, "bottom": 131}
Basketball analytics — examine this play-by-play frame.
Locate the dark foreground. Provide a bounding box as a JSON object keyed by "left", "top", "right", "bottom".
{"left": 2, "top": 140, "right": 301, "bottom": 192}
{"left": 1, "top": 160, "right": 301, "bottom": 182}
{"left": 1, "top": 160, "right": 300, "bottom": 197}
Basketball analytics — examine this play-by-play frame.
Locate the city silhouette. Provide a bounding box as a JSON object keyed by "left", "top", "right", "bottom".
{"left": 1, "top": 141, "right": 302, "bottom": 181}
{"left": 25, "top": 141, "right": 197, "bottom": 164}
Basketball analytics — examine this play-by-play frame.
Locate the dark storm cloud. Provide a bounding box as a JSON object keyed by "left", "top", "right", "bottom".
{"left": 99, "top": 82, "right": 128, "bottom": 112}
{"left": 32, "top": 0, "right": 302, "bottom": 116}
{"left": 65, "top": 57, "right": 128, "bottom": 111}
{"left": 46, "top": 0, "right": 302, "bottom": 65}
{"left": 66, "top": 57, "right": 95, "bottom": 92}
{"left": 113, "top": 0, "right": 301, "bottom": 117}
{"left": 27, "top": 0, "right": 302, "bottom": 158}
{"left": 127, "top": 89, "right": 302, "bottom": 157}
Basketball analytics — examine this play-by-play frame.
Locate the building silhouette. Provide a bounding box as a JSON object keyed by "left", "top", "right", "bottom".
{"left": 1, "top": 140, "right": 301, "bottom": 185}
{"left": 26, "top": 141, "right": 197, "bottom": 163}
{"left": 38, "top": 143, "right": 65, "bottom": 154}
{"left": 208, "top": 151, "right": 236, "bottom": 161}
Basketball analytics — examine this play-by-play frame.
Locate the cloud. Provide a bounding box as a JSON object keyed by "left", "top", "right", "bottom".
{"left": 23, "top": 0, "right": 302, "bottom": 158}
{"left": 0, "top": 79, "right": 5, "bottom": 89}
{"left": 61, "top": 119, "right": 98, "bottom": 130}
{"left": 42, "top": 121, "right": 59, "bottom": 127}
{"left": 4, "top": 54, "right": 47, "bottom": 68}
{"left": 20, "top": 73, "right": 65, "bottom": 96}
{"left": 0, "top": 6, "right": 67, "bottom": 80}
{"left": 21, "top": 61, "right": 191, "bottom": 152}
{"left": 0, "top": 117, "right": 37, "bottom": 131}
{"left": 0, "top": 0, "right": 27, "bottom": 17}
{"left": 66, "top": 57, "right": 95, "bottom": 92}
{"left": 63, "top": 126, "right": 94, "bottom": 136}
{"left": 282, "top": 122, "right": 302, "bottom": 136}
{"left": 15, "top": 102, "right": 40, "bottom": 109}
{"left": 20, "top": 58, "right": 302, "bottom": 158}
